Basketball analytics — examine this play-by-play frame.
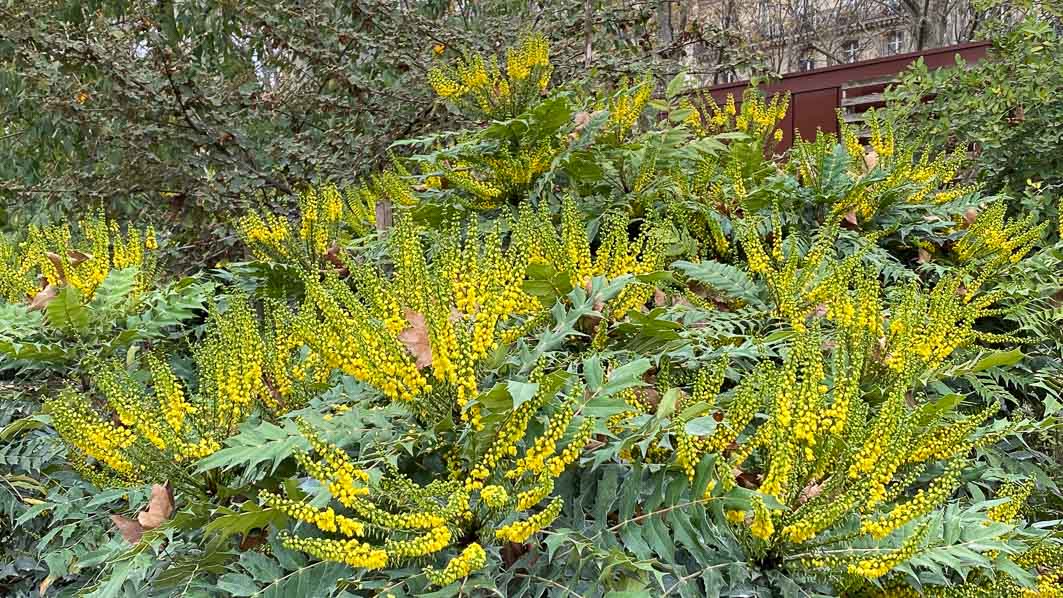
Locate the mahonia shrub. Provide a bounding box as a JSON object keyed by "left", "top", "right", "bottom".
{"left": 285, "top": 214, "right": 544, "bottom": 428}
{"left": 11, "top": 32, "right": 1061, "bottom": 598}
{"left": 0, "top": 213, "right": 157, "bottom": 303}
{"left": 262, "top": 368, "right": 594, "bottom": 589}
{"left": 427, "top": 32, "right": 551, "bottom": 120}
{"left": 237, "top": 183, "right": 376, "bottom": 268}
{"left": 44, "top": 294, "right": 318, "bottom": 491}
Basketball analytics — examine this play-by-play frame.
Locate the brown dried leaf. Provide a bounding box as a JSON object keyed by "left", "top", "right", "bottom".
{"left": 917, "top": 248, "right": 931, "bottom": 264}
{"left": 39, "top": 575, "right": 56, "bottom": 596}
{"left": 111, "top": 514, "right": 144, "bottom": 544}
{"left": 798, "top": 480, "right": 824, "bottom": 505}
{"left": 733, "top": 467, "right": 760, "bottom": 489}
{"left": 28, "top": 284, "right": 58, "bottom": 311}
{"left": 963, "top": 207, "right": 979, "bottom": 226}
{"left": 640, "top": 387, "right": 661, "bottom": 409}
{"left": 864, "top": 150, "right": 878, "bottom": 170}
{"left": 136, "top": 484, "right": 174, "bottom": 530}
{"left": 44, "top": 252, "right": 66, "bottom": 282}
{"left": 67, "top": 250, "right": 92, "bottom": 266}
{"left": 323, "top": 242, "right": 348, "bottom": 277}
{"left": 653, "top": 289, "right": 668, "bottom": 307}
{"left": 398, "top": 309, "right": 433, "bottom": 369}
{"left": 573, "top": 111, "right": 592, "bottom": 131}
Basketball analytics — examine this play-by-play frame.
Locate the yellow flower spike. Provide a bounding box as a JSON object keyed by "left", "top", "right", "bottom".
{"left": 424, "top": 542, "right": 487, "bottom": 587}
{"left": 495, "top": 496, "right": 563, "bottom": 544}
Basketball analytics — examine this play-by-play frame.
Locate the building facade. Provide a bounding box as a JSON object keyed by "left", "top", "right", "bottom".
{"left": 682, "top": 0, "right": 996, "bottom": 83}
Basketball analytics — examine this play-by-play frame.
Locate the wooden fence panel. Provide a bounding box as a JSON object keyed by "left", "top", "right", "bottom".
{"left": 699, "top": 41, "right": 990, "bottom": 150}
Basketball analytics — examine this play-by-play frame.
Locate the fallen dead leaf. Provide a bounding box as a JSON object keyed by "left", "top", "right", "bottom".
{"left": 39, "top": 575, "right": 56, "bottom": 596}
{"left": 136, "top": 484, "right": 174, "bottom": 529}
{"left": 323, "top": 242, "right": 348, "bottom": 277}
{"left": 864, "top": 150, "right": 878, "bottom": 170}
{"left": 798, "top": 480, "right": 824, "bottom": 505}
{"left": 917, "top": 248, "right": 931, "bottom": 264}
{"left": 111, "top": 514, "right": 144, "bottom": 544}
{"left": 28, "top": 284, "right": 58, "bottom": 311}
{"left": 398, "top": 309, "right": 433, "bottom": 369}
{"left": 44, "top": 252, "right": 66, "bottom": 282}
{"left": 963, "top": 207, "right": 979, "bottom": 226}
{"left": 67, "top": 250, "right": 91, "bottom": 266}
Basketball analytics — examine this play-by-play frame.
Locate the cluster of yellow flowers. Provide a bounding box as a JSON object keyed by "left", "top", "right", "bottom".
{"left": 598, "top": 76, "right": 654, "bottom": 140}
{"left": 237, "top": 183, "right": 375, "bottom": 265}
{"left": 268, "top": 383, "right": 591, "bottom": 587}
{"left": 697, "top": 91, "right": 788, "bottom": 144}
{"left": 436, "top": 140, "right": 560, "bottom": 210}
{"left": 867, "top": 536, "right": 1063, "bottom": 598}
{"left": 428, "top": 33, "right": 552, "bottom": 119}
{"left": 45, "top": 294, "right": 308, "bottom": 486}
{"left": 424, "top": 543, "right": 487, "bottom": 587}
{"left": 512, "top": 197, "right": 664, "bottom": 318}
{"left": 0, "top": 214, "right": 157, "bottom": 303}
{"left": 655, "top": 234, "right": 1021, "bottom": 581}
{"left": 954, "top": 201, "right": 1046, "bottom": 265}
{"left": 813, "top": 110, "right": 976, "bottom": 219}
{"left": 293, "top": 216, "right": 543, "bottom": 427}
{"left": 739, "top": 211, "right": 847, "bottom": 329}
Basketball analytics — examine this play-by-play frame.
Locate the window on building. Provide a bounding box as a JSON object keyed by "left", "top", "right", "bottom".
{"left": 885, "top": 31, "right": 905, "bottom": 55}
{"left": 722, "top": 70, "right": 738, "bottom": 84}
{"left": 798, "top": 52, "right": 816, "bottom": 72}
{"left": 841, "top": 40, "right": 860, "bottom": 64}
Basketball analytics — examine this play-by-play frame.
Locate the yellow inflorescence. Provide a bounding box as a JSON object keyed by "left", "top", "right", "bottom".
{"left": 512, "top": 197, "right": 663, "bottom": 319}
{"left": 46, "top": 389, "right": 138, "bottom": 478}
{"left": 295, "top": 216, "right": 543, "bottom": 426}
{"left": 699, "top": 91, "right": 788, "bottom": 143}
{"left": 954, "top": 201, "right": 1045, "bottom": 266}
{"left": 238, "top": 182, "right": 376, "bottom": 265}
{"left": 480, "top": 485, "right": 510, "bottom": 509}
{"left": 604, "top": 76, "right": 653, "bottom": 139}
{"left": 45, "top": 293, "right": 310, "bottom": 486}
{"left": 0, "top": 214, "right": 157, "bottom": 303}
{"left": 428, "top": 33, "right": 552, "bottom": 119}
{"left": 987, "top": 480, "right": 1035, "bottom": 525}
{"left": 860, "top": 460, "right": 962, "bottom": 539}
{"left": 273, "top": 392, "right": 587, "bottom": 579}
{"left": 280, "top": 534, "right": 389, "bottom": 570}
{"left": 749, "top": 496, "right": 775, "bottom": 540}
{"left": 424, "top": 542, "right": 488, "bottom": 587}
{"left": 495, "top": 496, "right": 563, "bottom": 544}
{"left": 847, "top": 525, "right": 927, "bottom": 579}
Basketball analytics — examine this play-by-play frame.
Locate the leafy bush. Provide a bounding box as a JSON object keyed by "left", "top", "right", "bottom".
{"left": 2, "top": 33, "right": 1061, "bottom": 598}
{"left": 886, "top": 17, "right": 1063, "bottom": 221}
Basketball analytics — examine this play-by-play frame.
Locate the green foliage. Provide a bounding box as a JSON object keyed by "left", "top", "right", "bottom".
{"left": 887, "top": 16, "right": 1063, "bottom": 220}
{"left": 2, "top": 28, "right": 1061, "bottom": 598}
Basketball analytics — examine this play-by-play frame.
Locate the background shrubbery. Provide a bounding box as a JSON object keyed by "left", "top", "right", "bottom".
{"left": 1, "top": 5, "right": 1062, "bottom": 598}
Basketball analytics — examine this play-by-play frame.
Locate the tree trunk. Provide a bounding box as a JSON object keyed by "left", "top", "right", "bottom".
{"left": 583, "top": 0, "right": 594, "bottom": 68}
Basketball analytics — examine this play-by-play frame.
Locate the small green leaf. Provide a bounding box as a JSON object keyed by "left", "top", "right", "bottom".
{"left": 46, "top": 285, "right": 89, "bottom": 332}
{"left": 970, "top": 349, "right": 1025, "bottom": 372}
{"left": 656, "top": 388, "right": 680, "bottom": 420}
{"left": 684, "top": 416, "right": 719, "bottom": 435}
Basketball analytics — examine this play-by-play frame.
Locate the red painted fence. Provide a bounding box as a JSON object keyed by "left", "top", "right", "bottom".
{"left": 701, "top": 41, "right": 991, "bottom": 151}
